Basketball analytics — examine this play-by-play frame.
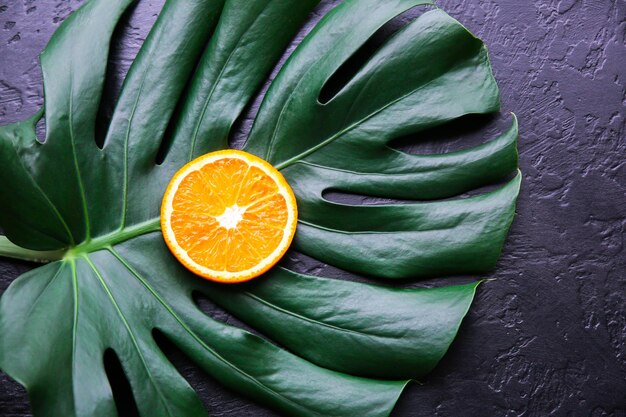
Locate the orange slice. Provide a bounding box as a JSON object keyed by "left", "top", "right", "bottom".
{"left": 161, "top": 150, "right": 298, "bottom": 283}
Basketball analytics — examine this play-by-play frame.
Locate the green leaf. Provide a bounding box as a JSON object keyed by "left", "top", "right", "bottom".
{"left": 201, "top": 267, "right": 480, "bottom": 379}
{"left": 244, "top": 3, "right": 520, "bottom": 278}
{"left": 0, "top": 0, "right": 520, "bottom": 416}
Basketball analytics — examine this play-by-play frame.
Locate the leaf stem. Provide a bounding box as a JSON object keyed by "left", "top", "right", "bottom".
{"left": 0, "top": 236, "right": 66, "bottom": 263}
{"left": 0, "top": 218, "right": 161, "bottom": 263}
{"left": 65, "top": 218, "right": 161, "bottom": 258}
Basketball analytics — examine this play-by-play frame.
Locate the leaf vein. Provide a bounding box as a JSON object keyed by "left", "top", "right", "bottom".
{"left": 68, "top": 65, "right": 91, "bottom": 240}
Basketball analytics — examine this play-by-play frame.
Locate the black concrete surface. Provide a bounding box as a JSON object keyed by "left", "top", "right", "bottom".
{"left": 1, "top": 1, "right": 625, "bottom": 416}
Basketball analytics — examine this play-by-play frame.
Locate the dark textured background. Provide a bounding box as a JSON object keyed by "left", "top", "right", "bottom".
{"left": 1, "top": 0, "right": 625, "bottom": 416}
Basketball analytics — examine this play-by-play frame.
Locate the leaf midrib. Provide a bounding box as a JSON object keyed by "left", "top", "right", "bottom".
{"left": 0, "top": 219, "right": 161, "bottom": 263}
{"left": 69, "top": 259, "right": 79, "bottom": 415}
{"left": 60, "top": 218, "right": 161, "bottom": 260}
{"left": 67, "top": 64, "right": 92, "bottom": 241}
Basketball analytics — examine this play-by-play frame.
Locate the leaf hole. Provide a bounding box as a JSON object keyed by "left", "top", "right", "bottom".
{"left": 154, "top": 50, "right": 207, "bottom": 165}
{"left": 280, "top": 249, "right": 376, "bottom": 285}
{"left": 151, "top": 328, "right": 201, "bottom": 380}
{"left": 389, "top": 113, "right": 506, "bottom": 155}
{"left": 282, "top": 250, "right": 469, "bottom": 289}
{"left": 103, "top": 348, "right": 140, "bottom": 417}
{"left": 192, "top": 290, "right": 265, "bottom": 338}
{"left": 151, "top": 328, "right": 273, "bottom": 415}
{"left": 155, "top": 11, "right": 226, "bottom": 164}
{"left": 228, "top": 78, "right": 268, "bottom": 151}
{"left": 192, "top": 290, "right": 293, "bottom": 352}
{"left": 234, "top": 1, "right": 338, "bottom": 150}
{"left": 322, "top": 171, "right": 516, "bottom": 206}
{"left": 151, "top": 328, "right": 214, "bottom": 411}
{"left": 35, "top": 114, "right": 46, "bottom": 143}
{"left": 317, "top": 4, "right": 434, "bottom": 105}
{"left": 94, "top": 0, "right": 152, "bottom": 149}
{"left": 322, "top": 189, "right": 409, "bottom": 205}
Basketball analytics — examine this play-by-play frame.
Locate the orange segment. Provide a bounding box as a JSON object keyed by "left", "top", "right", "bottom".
{"left": 161, "top": 150, "right": 298, "bottom": 283}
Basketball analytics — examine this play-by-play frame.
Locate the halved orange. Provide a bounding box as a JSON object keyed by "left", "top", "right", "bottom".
{"left": 161, "top": 150, "right": 298, "bottom": 283}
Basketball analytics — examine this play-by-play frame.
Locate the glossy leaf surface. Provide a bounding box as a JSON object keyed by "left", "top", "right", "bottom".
{"left": 0, "top": 0, "right": 520, "bottom": 416}
{"left": 244, "top": 2, "right": 520, "bottom": 278}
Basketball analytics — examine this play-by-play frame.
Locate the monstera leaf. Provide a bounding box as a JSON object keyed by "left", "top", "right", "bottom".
{"left": 0, "top": 0, "right": 520, "bottom": 416}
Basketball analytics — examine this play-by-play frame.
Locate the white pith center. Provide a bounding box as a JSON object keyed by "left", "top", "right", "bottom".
{"left": 216, "top": 204, "right": 246, "bottom": 229}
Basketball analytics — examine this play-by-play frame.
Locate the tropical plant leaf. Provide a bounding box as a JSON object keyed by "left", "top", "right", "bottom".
{"left": 244, "top": 2, "right": 520, "bottom": 278}
{"left": 0, "top": 0, "right": 520, "bottom": 416}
